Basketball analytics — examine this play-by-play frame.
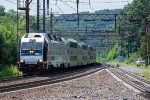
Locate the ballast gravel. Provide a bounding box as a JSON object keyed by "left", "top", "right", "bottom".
{"left": 0, "top": 69, "right": 148, "bottom": 100}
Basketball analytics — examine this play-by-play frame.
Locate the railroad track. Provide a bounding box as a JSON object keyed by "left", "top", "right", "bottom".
{"left": 0, "top": 63, "right": 102, "bottom": 84}
{"left": 106, "top": 66, "right": 150, "bottom": 94}
{"left": 116, "top": 67, "right": 150, "bottom": 85}
{"left": 0, "top": 75, "right": 39, "bottom": 84}
{"left": 0, "top": 64, "right": 103, "bottom": 93}
{"left": 0, "top": 70, "right": 73, "bottom": 84}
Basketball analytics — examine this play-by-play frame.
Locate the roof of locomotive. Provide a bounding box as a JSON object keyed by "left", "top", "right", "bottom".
{"left": 22, "top": 33, "right": 47, "bottom": 38}
{"left": 61, "top": 37, "right": 78, "bottom": 44}
{"left": 21, "top": 33, "right": 94, "bottom": 48}
{"left": 21, "top": 33, "right": 51, "bottom": 43}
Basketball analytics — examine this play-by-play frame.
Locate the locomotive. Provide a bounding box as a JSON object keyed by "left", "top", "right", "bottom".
{"left": 18, "top": 33, "right": 96, "bottom": 73}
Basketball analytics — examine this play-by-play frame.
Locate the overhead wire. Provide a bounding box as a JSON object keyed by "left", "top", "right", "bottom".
{"left": 5, "top": 0, "right": 17, "bottom": 5}
{"left": 30, "top": 2, "right": 37, "bottom": 12}
{"left": 49, "top": 0, "right": 131, "bottom": 14}
{"left": 5, "top": 0, "right": 131, "bottom": 13}
{"left": 55, "top": 3, "right": 64, "bottom": 14}
{"left": 88, "top": 0, "right": 95, "bottom": 12}
{"left": 53, "top": 0, "right": 130, "bottom": 4}
{"left": 59, "top": 0, "right": 76, "bottom": 11}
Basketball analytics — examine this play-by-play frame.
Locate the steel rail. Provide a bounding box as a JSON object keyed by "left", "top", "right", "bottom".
{"left": 116, "top": 67, "right": 150, "bottom": 85}
{"left": 0, "top": 64, "right": 99, "bottom": 84}
{"left": 108, "top": 68, "right": 150, "bottom": 93}
{"left": 0, "top": 75, "right": 38, "bottom": 84}
{"left": 0, "top": 64, "right": 103, "bottom": 93}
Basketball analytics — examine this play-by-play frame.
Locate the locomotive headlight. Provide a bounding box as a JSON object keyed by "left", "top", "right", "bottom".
{"left": 29, "top": 51, "right": 34, "bottom": 54}
{"left": 39, "top": 60, "right": 43, "bottom": 62}
{"left": 20, "top": 60, "right": 24, "bottom": 63}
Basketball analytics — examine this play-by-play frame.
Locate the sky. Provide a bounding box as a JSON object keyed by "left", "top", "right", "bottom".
{"left": 1, "top": 0, "right": 133, "bottom": 14}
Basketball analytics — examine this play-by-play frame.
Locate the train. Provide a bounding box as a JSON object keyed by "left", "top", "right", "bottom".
{"left": 17, "top": 33, "right": 96, "bottom": 73}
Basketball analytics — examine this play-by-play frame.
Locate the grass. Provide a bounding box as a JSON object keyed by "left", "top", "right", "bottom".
{"left": 110, "top": 59, "right": 150, "bottom": 79}
{"left": 96, "top": 57, "right": 108, "bottom": 62}
{"left": 110, "top": 59, "right": 150, "bottom": 69}
{"left": 139, "top": 72, "right": 150, "bottom": 79}
{"left": 137, "top": 65, "right": 150, "bottom": 70}
{"left": 0, "top": 65, "right": 20, "bottom": 78}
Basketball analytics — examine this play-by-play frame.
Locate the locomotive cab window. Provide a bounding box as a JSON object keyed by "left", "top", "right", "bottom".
{"left": 21, "top": 42, "right": 43, "bottom": 56}
{"left": 34, "top": 35, "right": 41, "bottom": 38}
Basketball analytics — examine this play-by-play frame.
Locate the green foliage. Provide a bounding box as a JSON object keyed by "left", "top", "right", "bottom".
{"left": 0, "top": 65, "right": 19, "bottom": 78}
{"left": 0, "top": 8, "right": 26, "bottom": 64}
{"left": 30, "top": 15, "right": 37, "bottom": 32}
{"left": 0, "top": 24, "right": 17, "bottom": 64}
{"left": 0, "top": 5, "right": 5, "bottom": 16}
{"left": 107, "top": 46, "right": 118, "bottom": 61}
{"left": 124, "top": 58, "right": 130, "bottom": 64}
{"left": 139, "top": 72, "right": 150, "bottom": 79}
{"left": 121, "top": 53, "right": 137, "bottom": 64}
{"left": 120, "top": 0, "right": 150, "bottom": 60}
{"left": 129, "top": 53, "right": 138, "bottom": 62}
{"left": 96, "top": 56, "right": 108, "bottom": 62}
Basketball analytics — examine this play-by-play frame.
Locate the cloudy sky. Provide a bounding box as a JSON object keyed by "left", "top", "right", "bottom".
{"left": 1, "top": 0, "right": 133, "bottom": 14}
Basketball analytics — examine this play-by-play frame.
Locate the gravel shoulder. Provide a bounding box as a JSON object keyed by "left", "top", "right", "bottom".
{"left": 0, "top": 69, "right": 147, "bottom": 100}
{"left": 106, "top": 62, "right": 150, "bottom": 74}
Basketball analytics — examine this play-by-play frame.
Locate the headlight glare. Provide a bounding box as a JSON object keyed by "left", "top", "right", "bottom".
{"left": 20, "top": 60, "right": 24, "bottom": 63}
{"left": 39, "top": 60, "right": 43, "bottom": 62}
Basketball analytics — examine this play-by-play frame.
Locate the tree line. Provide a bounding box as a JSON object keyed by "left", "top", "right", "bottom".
{"left": 0, "top": 5, "right": 36, "bottom": 65}
{"left": 115, "top": 0, "right": 150, "bottom": 64}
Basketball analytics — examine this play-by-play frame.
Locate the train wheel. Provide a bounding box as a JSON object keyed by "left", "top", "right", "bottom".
{"left": 48, "top": 65, "right": 51, "bottom": 71}
{"left": 62, "top": 64, "right": 65, "bottom": 70}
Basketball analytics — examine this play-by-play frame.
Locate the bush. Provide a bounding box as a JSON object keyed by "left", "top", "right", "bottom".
{"left": 129, "top": 53, "right": 138, "bottom": 63}
{"left": 124, "top": 59, "right": 130, "bottom": 64}
{"left": 107, "top": 46, "right": 118, "bottom": 61}
{"left": 96, "top": 56, "right": 108, "bottom": 62}
{"left": 0, "top": 65, "right": 19, "bottom": 78}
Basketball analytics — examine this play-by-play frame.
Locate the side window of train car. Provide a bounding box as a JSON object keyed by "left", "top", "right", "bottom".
{"left": 82, "top": 45, "right": 87, "bottom": 50}
{"left": 70, "top": 42, "right": 78, "bottom": 48}
{"left": 53, "top": 35, "right": 59, "bottom": 41}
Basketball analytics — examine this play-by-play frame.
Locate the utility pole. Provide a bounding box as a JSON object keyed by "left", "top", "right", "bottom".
{"left": 17, "top": 0, "right": 19, "bottom": 62}
{"left": 50, "top": 8, "right": 53, "bottom": 34}
{"left": 146, "top": 25, "right": 149, "bottom": 65}
{"left": 118, "top": 26, "right": 121, "bottom": 55}
{"left": 17, "top": 0, "right": 31, "bottom": 33}
{"left": 127, "top": 38, "right": 130, "bottom": 58}
{"left": 77, "top": 0, "right": 79, "bottom": 27}
{"left": 85, "top": 26, "right": 87, "bottom": 43}
{"left": 37, "top": 0, "right": 39, "bottom": 32}
{"left": 26, "top": 0, "right": 30, "bottom": 33}
{"left": 115, "top": 14, "right": 117, "bottom": 30}
{"left": 47, "top": 0, "right": 49, "bottom": 15}
{"left": 37, "top": 0, "right": 47, "bottom": 33}
{"left": 43, "top": 0, "right": 46, "bottom": 33}
{"left": 143, "top": 12, "right": 148, "bottom": 65}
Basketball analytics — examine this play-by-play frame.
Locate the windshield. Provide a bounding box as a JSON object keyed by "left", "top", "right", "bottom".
{"left": 21, "top": 42, "right": 43, "bottom": 50}
{"left": 21, "top": 42, "right": 43, "bottom": 56}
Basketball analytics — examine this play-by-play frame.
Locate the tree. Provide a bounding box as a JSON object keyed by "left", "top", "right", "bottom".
{"left": 117, "top": 0, "right": 150, "bottom": 60}
{"left": 0, "top": 5, "right": 5, "bottom": 16}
